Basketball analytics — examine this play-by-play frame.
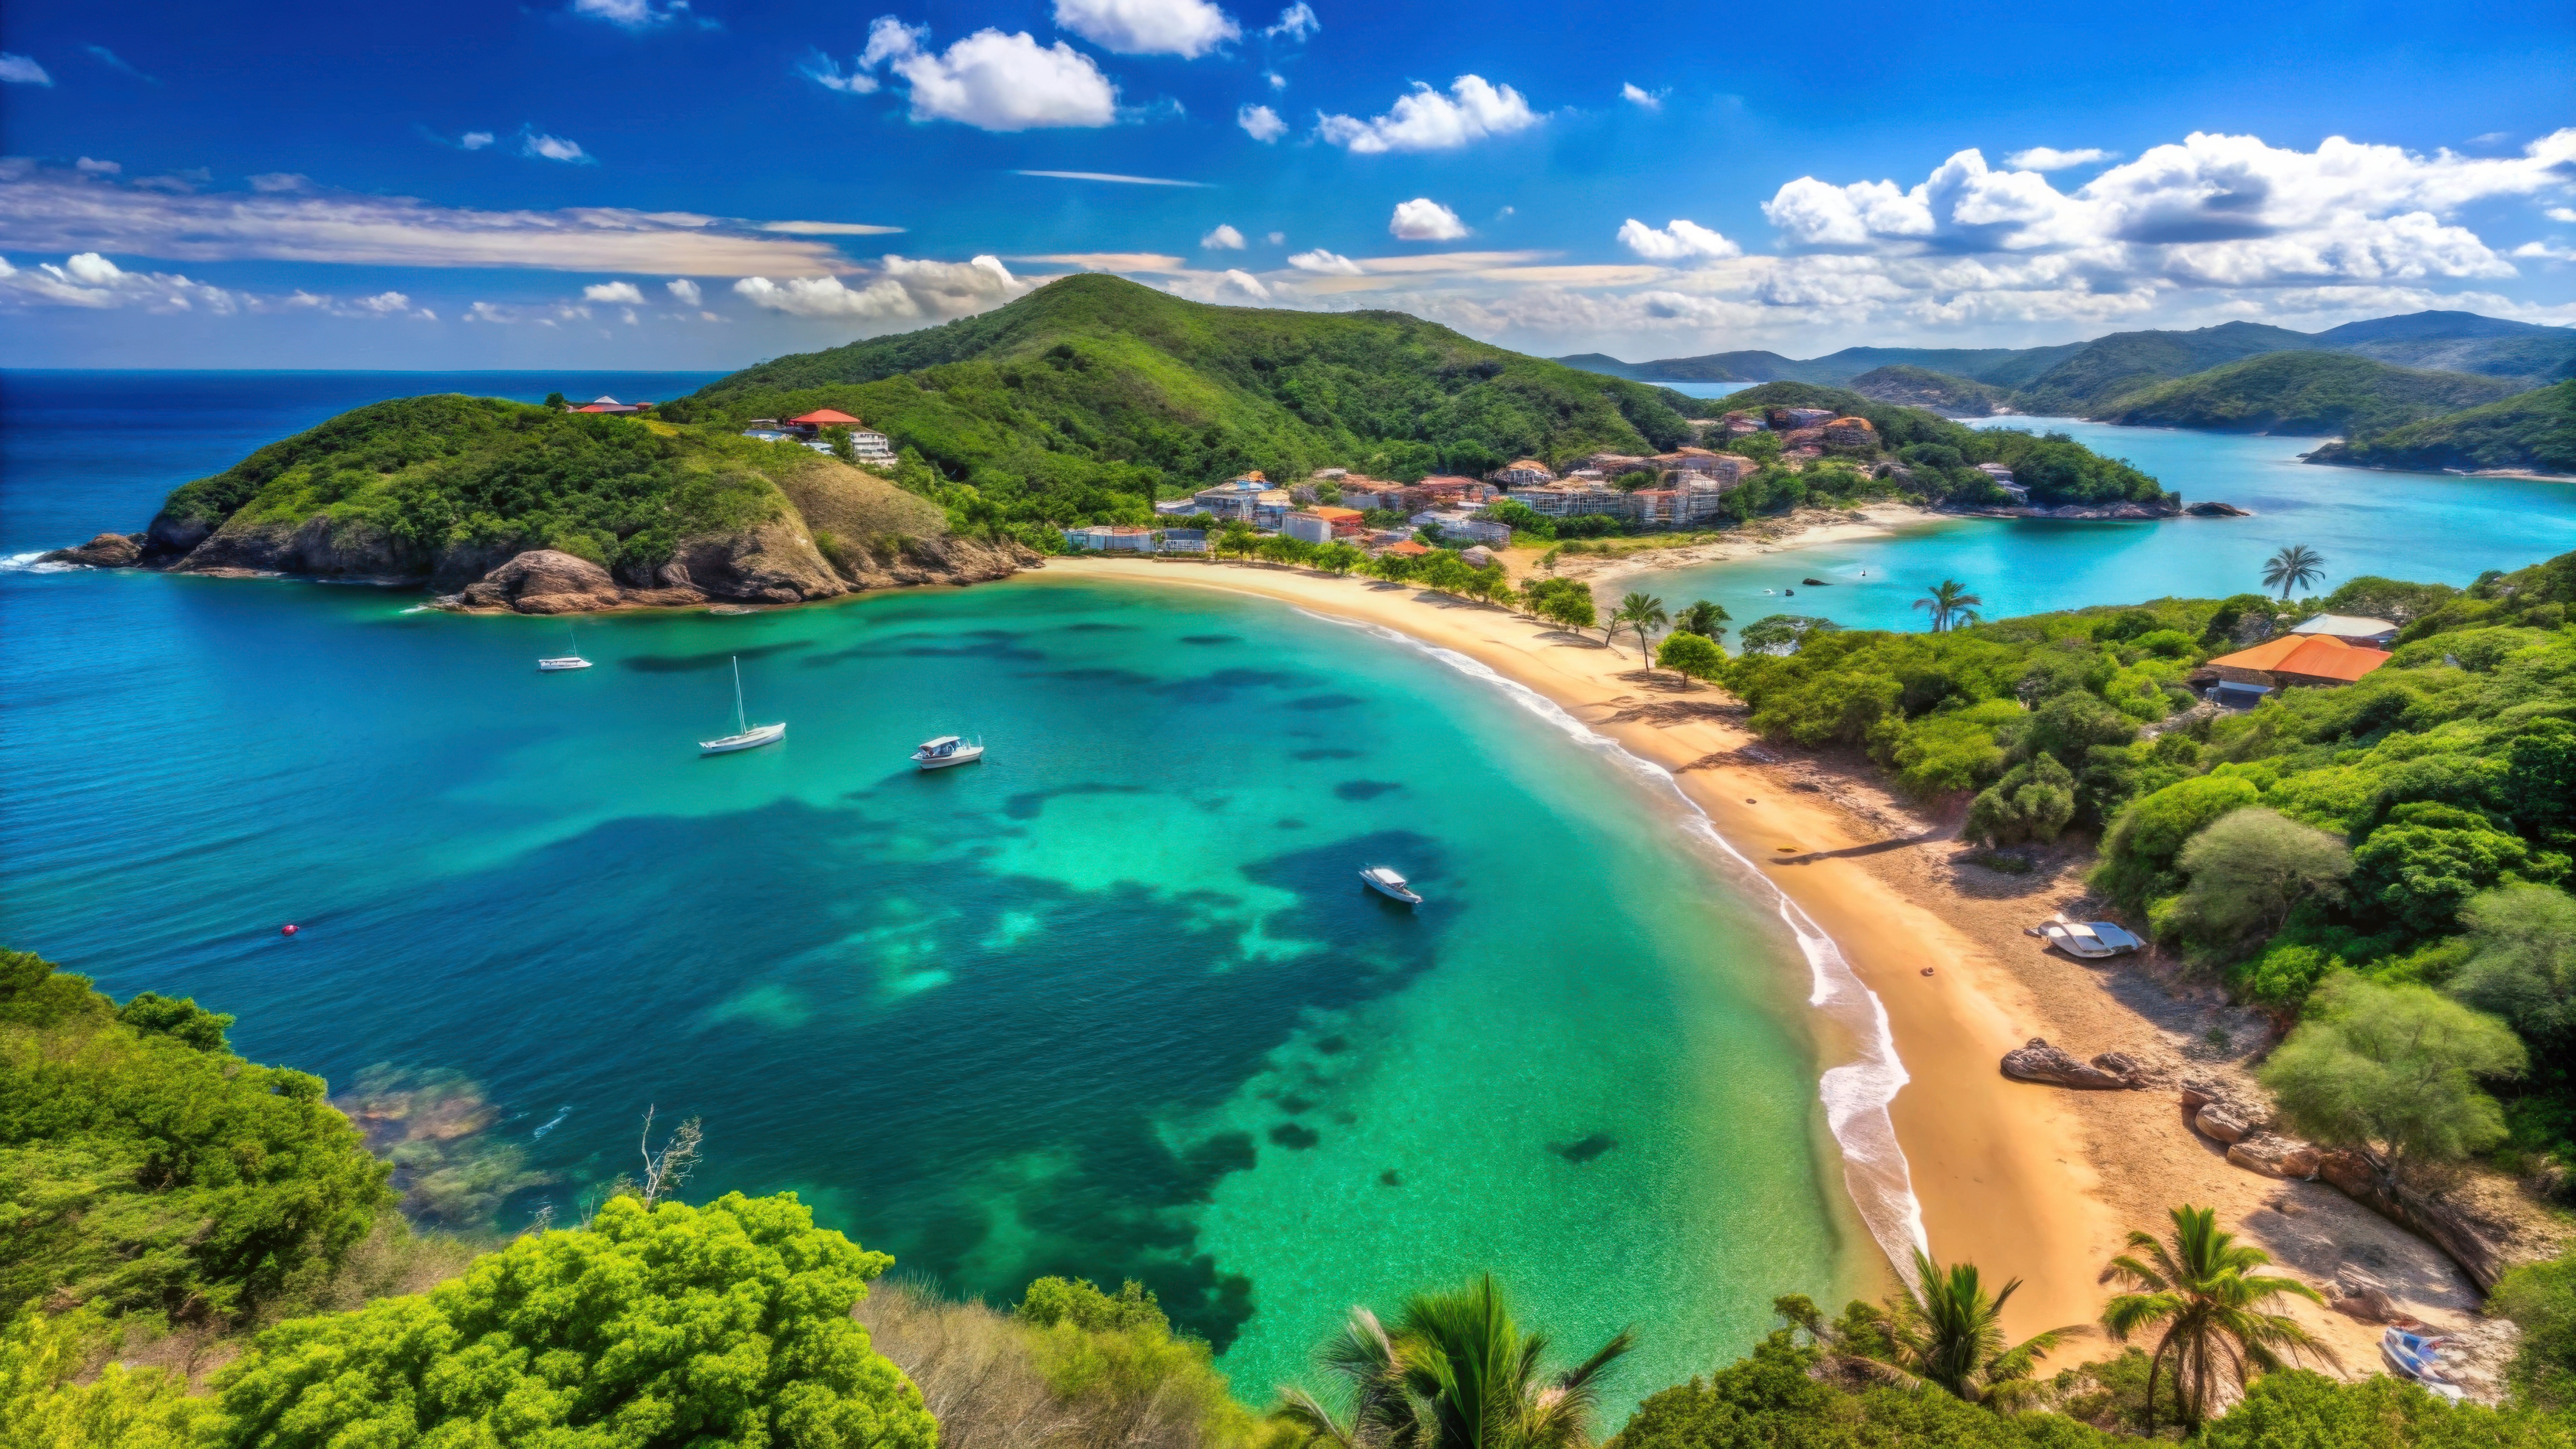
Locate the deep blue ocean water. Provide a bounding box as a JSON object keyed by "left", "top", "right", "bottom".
{"left": 0, "top": 372, "right": 1863, "bottom": 1408}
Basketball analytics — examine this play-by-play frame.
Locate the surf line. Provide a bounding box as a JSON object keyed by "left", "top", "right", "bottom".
{"left": 1307, "top": 610, "right": 1930, "bottom": 1280}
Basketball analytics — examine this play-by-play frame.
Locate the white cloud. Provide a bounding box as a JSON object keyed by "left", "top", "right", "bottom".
{"left": 1616, "top": 218, "right": 1741, "bottom": 260}
{"left": 1052, "top": 0, "right": 1238, "bottom": 58}
{"left": 1265, "top": 230, "right": 1283, "bottom": 244}
{"left": 1237, "top": 104, "right": 1286, "bottom": 142}
{"left": 1012, "top": 251, "right": 1188, "bottom": 271}
{"left": 1389, "top": 198, "right": 1467, "bottom": 241}
{"left": 571, "top": 0, "right": 693, "bottom": 27}
{"left": 0, "top": 53, "right": 51, "bottom": 85}
{"left": 248, "top": 173, "right": 310, "bottom": 193}
{"left": 522, "top": 131, "right": 593, "bottom": 164}
{"left": 1316, "top": 75, "right": 1540, "bottom": 154}
{"left": 356, "top": 290, "right": 412, "bottom": 313}
{"left": 2003, "top": 146, "right": 2116, "bottom": 171}
{"left": 1265, "top": 69, "right": 1285, "bottom": 89}
{"left": 582, "top": 280, "right": 645, "bottom": 303}
{"left": 842, "top": 18, "right": 1118, "bottom": 131}
{"left": 1221, "top": 268, "right": 1269, "bottom": 299}
{"left": 666, "top": 278, "right": 701, "bottom": 304}
{"left": 1200, "top": 223, "right": 1246, "bottom": 249}
{"left": 1287, "top": 248, "right": 1364, "bottom": 275}
{"left": 734, "top": 254, "right": 1029, "bottom": 319}
{"left": 760, "top": 219, "right": 906, "bottom": 233}
{"left": 1265, "top": 2, "right": 1318, "bottom": 39}
{"left": 2548, "top": 207, "right": 2576, "bottom": 223}
{"left": 460, "top": 131, "right": 496, "bottom": 150}
{"left": 1013, "top": 169, "right": 1206, "bottom": 186}
{"left": 1163, "top": 267, "right": 1273, "bottom": 304}
{"left": 1620, "top": 82, "right": 1662, "bottom": 110}
{"left": 0, "top": 250, "right": 237, "bottom": 312}
{"left": 2512, "top": 240, "right": 2576, "bottom": 261}
{"left": 0, "top": 164, "right": 854, "bottom": 275}
{"left": 76, "top": 157, "right": 120, "bottom": 175}
{"left": 801, "top": 51, "right": 880, "bottom": 93}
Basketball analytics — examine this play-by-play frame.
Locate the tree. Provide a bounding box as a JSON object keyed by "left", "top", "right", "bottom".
{"left": 206, "top": 1191, "right": 937, "bottom": 1449}
{"left": 1656, "top": 631, "right": 1727, "bottom": 683}
{"left": 1273, "top": 1275, "right": 1630, "bottom": 1449}
{"left": 2448, "top": 883, "right": 2576, "bottom": 1046}
{"left": 1736, "top": 615, "right": 1839, "bottom": 655}
{"left": 1672, "top": 599, "right": 1729, "bottom": 641}
{"left": 2260, "top": 544, "right": 2327, "bottom": 601}
{"left": 1316, "top": 541, "right": 1365, "bottom": 576}
{"left": 2167, "top": 808, "right": 2353, "bottom": 947}
{"left": 1365, "top": 550, "right": 1417, "bottom": 584}
{"left": 1421, "top": 552, "right": 1475, "bottom": 595}
{"left": 822, "top": 425, "right": 857, "bottom": 463}
{"left": 1217, "top": 520, "right": 1259, "bottom": 559}
{"left": 1914, "top": 579, "right": 1984, "bottom": 633}
{"left": 1792, "top": 1249, "right": 2082, "bottom": 1406}
{"left": 2097, "top": 1204, "right": 2331, "bottom": 1432}
{"left": 2492, "top": 1248, "right": 2576, "bottom": 1413}
{"left": 1963, "top": 754, "right": 2077, "bottom": 847}
{"left": 2261, "top": 972, "right": 2528, "bottom": 1190}
{"left": 1614, "top": 592, "right": 1669, "bottom": 662}
{"left": 0, "top": 1305, "right": 212, "bottom": 1449}
{"left": 2351, "top": 802, "right": 2541, "bottom": 932}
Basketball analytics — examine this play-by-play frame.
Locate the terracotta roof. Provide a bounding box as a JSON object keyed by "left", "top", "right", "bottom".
{"left": 1380, "top": 540, "right": 1433, "bottom": 555}
{"left": 1311, "top": 506, "right": 1364, "bottom": 521}
{"left": 2208, "top": 634, "right": 2391, "bottom": 682}
{"left": 788, "top": 409, "right": 862, "bottom": 425}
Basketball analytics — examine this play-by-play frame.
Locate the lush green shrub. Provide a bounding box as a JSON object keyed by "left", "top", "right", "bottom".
{"left": 2197, "top": 1367, "right": 2576, "bottom": 1447}
{"left": 1610, "top": 1329, "right": 2117, "bottom": 1449}
{"left": 2092, "top": 774, "right": 2265, "bottom": 910}
{"left": 2492, "top": 1248, "right": 2576, "bottom": 1414}
{"left": 0, "top": 1304, "right": 211, "bottom": 1449}
{"left": 2166, "top": 808, "right": 2353, "bottom": 951}
{"left": 2262, "top": 973, "right": 2526, "bottom": 1186}
{"left": 2354, "top": 803, "right": 2551, "bottom": 933}
{"left": 207, "top": 1191, "right": 935, "bottom": 1449}
{"left": 1658, "top": 630, "right": 1729, "bottom": 681}
{"left": 1966, "top": 755, "right": 2078, "bottom": 847}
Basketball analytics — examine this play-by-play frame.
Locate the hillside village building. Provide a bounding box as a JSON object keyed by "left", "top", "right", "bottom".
{"left": 1488, "top": 459, "right": 1556, "bottom": 487}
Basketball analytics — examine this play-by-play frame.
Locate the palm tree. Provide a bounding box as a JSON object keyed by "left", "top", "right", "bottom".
{"left": 1614, "top": 592, "right": 1669, "bottom": 663}
{"left": 2099, "top": 1204, "right": 2335, "bottom": 1431}
{"left": 1673, "top": 599, "right": 1730, "bottom": 641}
{"left": 1275, "top": 1275, "right": 1631, "bottom": 1449}
{"left": 1914, "top": 579, "right": 1983, "bottom": 634}
{"left": 1817, "top": 1249, "right": 2083, "bottom": 1406}
{"left": 2260, "top": 545, "right": 2326, "bottom": 601}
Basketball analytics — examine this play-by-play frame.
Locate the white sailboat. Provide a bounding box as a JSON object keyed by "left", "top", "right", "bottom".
{"left": 699, "top": 656, "right": 786, "bottom": 754}
{"left": 537, "top": 624, "right": 591, "bottom": 671}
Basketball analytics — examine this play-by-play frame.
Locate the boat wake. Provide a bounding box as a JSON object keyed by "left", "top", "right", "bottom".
{"left": 1307, "top": 611, "right": 1929, "bottom": 1280}
{"left": 0, "top": 550, "right": 74, "bottom": 574}
{"left": 530, "top": 1105, "right": 571, "bottom": 1139}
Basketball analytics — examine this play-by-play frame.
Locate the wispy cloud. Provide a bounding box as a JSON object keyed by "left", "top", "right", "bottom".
{"left": 569, "top": 0, "right": 701, "bottom": 28}
{"left": 0, "top": 53, "right": 51, "bottom": 85}
{"left": 1264, "top": 2, "right": 1318, "bottom": 40}
{"left": 1013, "top": 169, "right": 1209, "bottom": 186}
{"left": 521, "top": 129, "right": 594, "bottom": 164}
{"left": 248, "top": 173, "right": 311, "bottom": 193}
{"left": 0, "top": 164, "right": 857, "bottom": 275}
{"left": 1317, "top": 75, "right": 1540, "bottom": 154}
{"left": 1011, "top": 252, "right": 1187, "bottom": 272}
{"left": 82, "top": 45, "right": 158, "bottom": 84}
{"left": 734, "top": 254, "right": 1029, "bottom": 318}
{"left": 759, "top": 219, "right": 904, "bottom": 234}
{"left": 76, "top": 157, "right": 120, "bottom": 175}
{"left": 1620, "top": 82, "right": 1662, "bottom": 110}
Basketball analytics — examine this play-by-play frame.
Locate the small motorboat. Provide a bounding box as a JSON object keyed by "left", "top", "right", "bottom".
{"left": 913, "top": 735, "right": 985, "bottom": 769}
{"left": 537, "top": 624, "right": 591, "bottom": 671}
{"left": 1359, "top": 865, "right": 1422, "bottom": 905}
{"left": 2037, "top": 917, "right": 2144, "bottom": 958}
{"left": 2381, "top": 1328, "right": 2465, "bottom": 1403}
{"left": 700, "top": 656, "right": 786, "bottom": 754}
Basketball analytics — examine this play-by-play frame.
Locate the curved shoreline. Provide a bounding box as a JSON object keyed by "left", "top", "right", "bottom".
{"left": 1032, "top": 556, "right": 2122, "bottom": 1340}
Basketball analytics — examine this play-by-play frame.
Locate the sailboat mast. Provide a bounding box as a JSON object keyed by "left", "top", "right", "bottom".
{"left": 732, "top": 656, "right": 746, "bottom": 733}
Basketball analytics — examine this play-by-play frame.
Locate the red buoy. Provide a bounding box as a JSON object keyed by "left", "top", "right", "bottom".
{"left": 281, "top": 923, "right": 299, "bottom": 936}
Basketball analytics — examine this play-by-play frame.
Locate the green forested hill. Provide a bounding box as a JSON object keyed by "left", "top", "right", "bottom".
{"left": 2011, "top": 322, "right": 2323, "bottom": 416}
{"left": 671, "top": 275, "right": 1701, "bottom": 515}
{"left": 2307, "top": 381, "right": 2576, "bottom": 476}
{"left": 2099, "top": 352, "right": 2519, "bottom": 437}
{"left": 1847, "top": 364, "right": 2013, "bottom": 415}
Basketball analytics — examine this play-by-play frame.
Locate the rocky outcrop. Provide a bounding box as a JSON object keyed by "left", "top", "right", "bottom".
{"left": 39, "top": 532, "right": 145, "bottom": 567}
{"left": 831, "top": 533, "right": 1037, "bottom": 591}
{"left": 667, "top": 517, "right": 846, "bottom": 605}
{"left": 171, "top": 512, "right": 422, "bottom": 581}
{"left": 2227, "top": 1135, "right": 2322, "bottom": 1179}
{"left": 2194, "top": 1103, "right": 2261, "bottom": 1143}
{"left": 2001, "top": 1038, "right": 2144, "bottom": 1089}
{"left": 455, "top": 550, "right": 627, "bottom": 614}
{"left": 2185, "top": 501, "right": 2252, "bottom": 517}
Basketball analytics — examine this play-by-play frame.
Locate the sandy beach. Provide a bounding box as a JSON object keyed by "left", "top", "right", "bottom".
{"left": 1035, "top": 553, "right": 2521, "bottom": 1387}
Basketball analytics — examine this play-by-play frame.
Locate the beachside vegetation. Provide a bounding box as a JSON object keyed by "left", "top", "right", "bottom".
{"left": 2262, "top": 973, "right": 2528, "bottom": 1189}
{"left": 2307, "top": 380, "right": 2576, "bottom": 477}
{"left": 2095, "top": 1205, "right": 2332, "bottom": 1432}
{"left": 1782, "top": 1251, "right": 2083, "bottom": 1407}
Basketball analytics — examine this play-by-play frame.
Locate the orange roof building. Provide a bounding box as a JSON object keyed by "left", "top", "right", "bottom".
{"left": 2207, "top": 634, "right": 2392, "bottom": 688}
{"left": 1378, "top": 539, "right": 1433, "bottom": 556}
{"left": 787, "top": 409, "right": 863, "bottom": 427}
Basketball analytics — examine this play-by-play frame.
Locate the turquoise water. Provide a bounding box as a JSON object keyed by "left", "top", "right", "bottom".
{"left": 0, "top": 374, "right": 1865, "bottom": 1410}
{"left": 1637, "top": 418, "right": 2576, "bottom": 631}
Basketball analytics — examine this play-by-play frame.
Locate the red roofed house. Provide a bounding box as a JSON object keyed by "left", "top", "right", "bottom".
{"left": 2205, "top": 633, "right": 2391, "bottom": 704}
{"left": 784, "top": 409, "right": 895, "bottom": 462}
{"left": 1376, "top": 539, "right": 1433, "bottom": 558}
{"left": 573, "top": 395, "right": 649, "bottom": 415}
{"left": 787, "top": 409, "right": 863, "bottom": 429}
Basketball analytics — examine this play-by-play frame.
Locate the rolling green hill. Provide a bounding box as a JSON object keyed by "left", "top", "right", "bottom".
{"left": 2010, "top": 322, "right": 2324, "bottom": 416}
{"left": 2098, "top": 352, "right": 2520, "bottom": 437}
{"left": 2306, "top": 380, "right": 2576, "bottom": 476}
{"left": 1847, "top": 364, "right": 2013, "bottom": 415}
{"left": 675, "top": 275, "right": 1701, "bottom": 519}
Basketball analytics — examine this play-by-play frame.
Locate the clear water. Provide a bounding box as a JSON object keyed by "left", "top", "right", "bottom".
{"left": 0, "top": 373, "right": 1862, "bottom": 1410}
{"left": 1637, "top": 418, "right": 2576, "bottom": 632}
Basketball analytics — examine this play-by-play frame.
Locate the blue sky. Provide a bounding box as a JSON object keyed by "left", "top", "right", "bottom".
{"left": 4, "top": 0, "right": 2572, "bottom": 368}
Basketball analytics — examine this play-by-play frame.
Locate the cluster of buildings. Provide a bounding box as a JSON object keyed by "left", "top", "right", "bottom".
{"left": 740, "top": 409, "right": 897, "bottom": 464}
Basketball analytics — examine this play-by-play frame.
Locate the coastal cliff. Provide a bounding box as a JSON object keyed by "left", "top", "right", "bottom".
{"left": 40, "top": 393, "right": 1036, "bottom": 612}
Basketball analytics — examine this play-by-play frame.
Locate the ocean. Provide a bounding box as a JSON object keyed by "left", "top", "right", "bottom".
{"left": 0, "top": 371, "right": 1865, "bottom": 1410}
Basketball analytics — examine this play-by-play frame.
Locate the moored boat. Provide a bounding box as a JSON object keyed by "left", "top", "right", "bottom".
{"left": 537, "top": 624, "right": 591, "bottom": 671}
{"left": 913, "top": 735, "right": 985, "bottom": 769}
{"left": 700, "top": 657, "right": 786, "bottom": 754}
{"left": 1359, "top": 865, "right": 1421, "bottom": 905}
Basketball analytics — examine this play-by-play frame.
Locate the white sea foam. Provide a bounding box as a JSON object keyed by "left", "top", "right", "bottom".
{"left": 0, "top": 550, "right": 75, "bottom": 574}
{"left": 1305, "top": 610, "right": 1929, "bottom": 1279}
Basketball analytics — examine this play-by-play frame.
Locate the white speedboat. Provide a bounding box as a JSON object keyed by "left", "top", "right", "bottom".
{"left": 1359, "top": 866, "right": 1421, "bottom": 905}
{"left": 537, "top": 624, "right": 591, "bottom": 671}
{"left": 2038, "top": 918, "right": 2143, "bottom": 958}
{"left": 700, "top": 657, "right": 786, "bottom": 754}
{"left": 913, "top": 735, "right": 985, "bottom": 769}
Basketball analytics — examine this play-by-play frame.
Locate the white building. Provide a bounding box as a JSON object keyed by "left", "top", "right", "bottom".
{"left": 1413, "top": 509, "right": 1511, "bottom": 546}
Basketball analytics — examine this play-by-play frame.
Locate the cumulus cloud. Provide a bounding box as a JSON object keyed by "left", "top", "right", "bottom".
{"left": 1200, "top": 223, "right": 1246, "bottom": 249}
{"left": 0, "top": 53, "right": 52, "bottom": 85}
{"left": 1266, "top": 3, "right": 1318, "bottom": 39}
{"left": 1616, "top": 218, "right": 1740, "bottom": 260}
{"left": 1052, "top": 0, "right": 1238, "bottom": 58}
{"left": 1389, "top": 198, "right": 1468, "bottom": 241}
{"left": 1288, "top": 248, "right": 1364, "bottom": 275}
{"left": 2003, "top": 146, "right": 2116, "bottom": 171}
{"left": 582, "top": 280, "right": 645, "bottom": 303}
{"left": 833, "top": 18, "right": 1118, "bottom": 130}
{"left": 0, "top": 164, "right": 855, "bottom": 275}
{"left": 667, "top": 278, "right": 701, "bottom": 304}
{"left": 734, "top": 254, "right": 1028, "bottom": 319}
{"left": 521, "top": 131, "right": 593, "bottom": 163}
{"left": 0, "top": 250, "right": 236, "bottom": 312}
{"left": 1237, "top": 104, "right": 1286, "bottom": 142}
{"left": 1316, "top": 75, "right": 1540, "bottom": 154}
{"left": 1620, "top": 82, "right": 1662, "bottom": 110}
{"left": 2546, "top": 206, "right": 2576, "bottom": 223}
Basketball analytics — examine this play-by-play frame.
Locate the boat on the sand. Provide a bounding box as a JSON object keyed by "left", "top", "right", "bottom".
{"left": 2032, "top": 916, "right": 2144, "bottom": 958}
